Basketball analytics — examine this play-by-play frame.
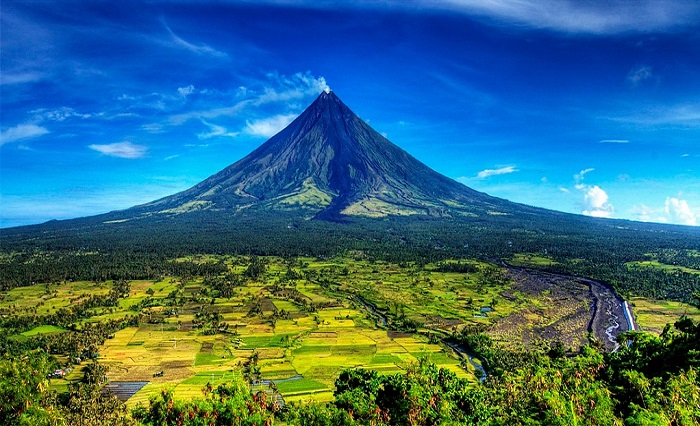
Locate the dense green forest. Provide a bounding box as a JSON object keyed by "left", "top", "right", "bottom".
{"left": 3, "top": 212, "right": 700, "bottom": 302}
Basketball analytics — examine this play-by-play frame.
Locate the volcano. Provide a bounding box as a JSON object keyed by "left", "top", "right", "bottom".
{"left": 5, "top": 90, "right": 699, "bottom": 261}
{"left": 132, "top": 91, "right": 539, "bottom": 221}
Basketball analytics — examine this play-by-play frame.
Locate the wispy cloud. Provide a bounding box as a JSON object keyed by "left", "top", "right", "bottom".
{"left": 198, "top": 120, "right": 238, "bottom": 139}
{"left": 574, "top": 168, "right": 595, "bottom": 184}
{"left": 253, "top": 0, "right": 700, "bottom": 34}
{"left": 632, "top": 204, "right": 666, "bottom": 223}
{"left": 167, "top": 101, "right": 252, "bottom": 126}
{"left": 163, "top": 23, "right": 227, "bottom": 58}
{"left": 439, "top": 0, "right": 700, "bottom": 33}
{"left": 634, "top": 198, "right": 698, "bottom": 226}
{"left": 88, "top": 141, "right": 147, "bottom": 159}
{"left": 178, "top": 85, "right": 195, "bottom": 98}
{"left": 0, "top": 71, "right": 44, "bottom": 85}
{"left": 255, "top": 72, "right": 330, "bottom": 105}
{"left": 0, "top": 123, "right": 49, "bottom": 146}
{"left": 599, "top": 139, "right": 629, "bottom": 144}
{"left": 141, "top": 72, "right": 329, "bottom": 129}
{"left": 31, "top": 107, "right": 91, "bottom": 121}
{"left": 606, "top": 103, "right": 700, "bottom": 127}
{"left": 244, "top": 114, "right": 297, "bottom": 138}
{"left": 626, "top": 65, "right": 653, "bottom": 86}
{"left": 476, "top": 165, "right": 518, "bottom": 179}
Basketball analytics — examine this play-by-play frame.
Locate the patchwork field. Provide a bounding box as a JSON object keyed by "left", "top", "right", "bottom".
{"left": 3, "top": 254, "right": 694, "bottom": 407}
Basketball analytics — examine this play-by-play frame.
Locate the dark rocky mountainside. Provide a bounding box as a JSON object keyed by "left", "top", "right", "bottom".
{"left": 131, "top": 91, "right": 547, "bottom": 221}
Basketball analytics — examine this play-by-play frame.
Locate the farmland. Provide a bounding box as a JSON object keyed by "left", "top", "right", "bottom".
{"left": 3, "top": 254, "right": 699, "bottom": 410}
{"left": 3, "top": 256, "right": 495, "bottom": 406}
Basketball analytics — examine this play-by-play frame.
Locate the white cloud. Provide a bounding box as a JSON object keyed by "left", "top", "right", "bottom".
{"left": 178, "top": 85, "right": 195, "bottom": 98}
{"left": 476, "top": 165, "right": 518, "bottom": 179}
{"left": 633, "top": 198, "right": 698, "bottom": 226}
{"left": 31, "top": 107, "right": 91, "bottom": 121}
{"left": 573, "top": 169, "right": 613, "bottom": 217}
{"left": 581, "top": 185, "right": 614, "bottom": 218}
{"left": 244, "top": 114, "right": 297, "bottom": 138}
{"left": 88, "top": 141, "right": 147, "bottom": 159}
{"left": 627, "top": 65, "right": 653, "bottom": 86}
{"left": 198, "top": 120, "right": 238, "bottom": 139}
{"left": 665, "top": 197, "right": 697, "bottom": 226}
{"left": 0, "top": 123, "right": 49, "bottom": 146}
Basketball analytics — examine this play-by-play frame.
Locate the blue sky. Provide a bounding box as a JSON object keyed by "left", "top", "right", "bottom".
{"left": 2, "top": 0, "right": 700, "bottom": 228}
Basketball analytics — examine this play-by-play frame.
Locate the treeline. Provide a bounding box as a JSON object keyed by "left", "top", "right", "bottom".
{"left": 531, "top": 256, "right": 700, "bottom": 303}
{"left": 3, "top": 210, "right": 700, "bottom": 301}
{"left": 0, "top": 251, "right": 168, "bottom": 290}
{"left": 0, "top": 252, "right": 227, "bottom": 291}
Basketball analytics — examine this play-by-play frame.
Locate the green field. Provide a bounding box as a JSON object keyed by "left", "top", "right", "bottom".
{"left": 626, "top": 260, "right": 700, "bottom": 275}
{"left": 3, "top": 255, "right": 523, "bottom": 406}
{"left": 630, "top": 297, "right": 700, "bottom": 335}
{"left": 4, "top": 254, "right": 684, "bottom": 408}
{"left": 20, "top": 324, "right": 67, "bottom": 336}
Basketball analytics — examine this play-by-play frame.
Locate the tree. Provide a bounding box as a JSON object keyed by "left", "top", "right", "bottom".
{"left": 0, "top": 350, "right": 60, "bottom": 425}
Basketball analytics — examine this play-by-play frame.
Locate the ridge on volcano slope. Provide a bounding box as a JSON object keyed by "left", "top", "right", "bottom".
{"left": 131, "top": 91, "right": 546, "bottom": 221}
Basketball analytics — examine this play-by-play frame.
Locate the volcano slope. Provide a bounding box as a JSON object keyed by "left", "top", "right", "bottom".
{"left": 2, "top": 91, "right": 700, "bottom": 309}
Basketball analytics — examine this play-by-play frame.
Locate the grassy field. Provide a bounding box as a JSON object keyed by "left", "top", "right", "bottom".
{"left": 626, "top": 260, "right": 700, "bottom": 275}
{"left": 510, "top": 253, "right": 559, "bottom": 267}
{"left": 630, "top": 297, "right": 700, "bottom": 335}
{"left": 1, "top": 256, "right": 512, "bottom": 406}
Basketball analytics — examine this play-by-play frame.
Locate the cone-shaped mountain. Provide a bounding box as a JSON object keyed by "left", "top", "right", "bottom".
{"left": 135, "top": 91, "right": 538, "bottom": 220}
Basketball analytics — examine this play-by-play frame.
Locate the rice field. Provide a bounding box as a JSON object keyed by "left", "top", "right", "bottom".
{"left": 2, "top": 254, "right": 644, "bottom": 406}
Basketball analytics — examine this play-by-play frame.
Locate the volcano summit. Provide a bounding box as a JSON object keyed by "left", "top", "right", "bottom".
{"left": 131, "top": 91, "right": 536, "bottom": 221}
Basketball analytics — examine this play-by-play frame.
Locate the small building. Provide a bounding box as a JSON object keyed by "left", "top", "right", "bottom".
{"left": 49, "top": 369, "right": 66, "bottom": 379}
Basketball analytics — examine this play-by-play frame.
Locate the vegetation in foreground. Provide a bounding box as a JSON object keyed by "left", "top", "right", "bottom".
{"left": 3, "top": 307, "right": 699, "bottom": 425}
